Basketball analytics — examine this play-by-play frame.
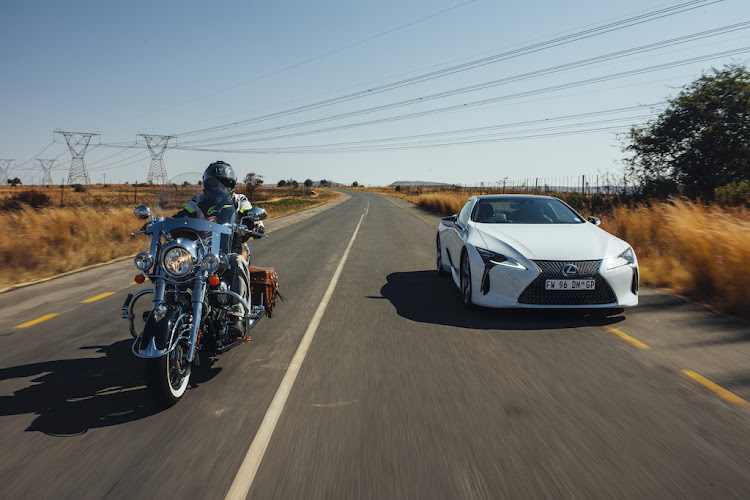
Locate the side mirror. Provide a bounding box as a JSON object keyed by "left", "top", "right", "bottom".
{"left": 134, "top": 205, "right": 151, "bottom": 220}
{"left": 588, "top": 216, "right": 601, "bottom": 226}
{"left": 442, "top": 215, "right": 458, "bottom": 224}
{"left": 244, "top": 207, "right": 268, "bottom": 222}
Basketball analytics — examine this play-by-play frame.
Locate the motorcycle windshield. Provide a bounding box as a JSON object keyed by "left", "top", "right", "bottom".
{"left": 146, "top": 173, "right": 235, "bottom": 255}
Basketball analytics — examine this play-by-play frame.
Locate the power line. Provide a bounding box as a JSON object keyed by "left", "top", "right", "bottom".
{"left": 176, "top": 0, "right": 720, "bottom": 138}
{"left": 159, "top": 0, "right": 480, "bottom": 114}
{"left": 175, "top": 46, "right": 749, "bottom": 150}
{"left": 179, "top": 22, "right": 749, "bottom": 147}
{"left": 178, "top": 105, "right": 656, "bottom": 152}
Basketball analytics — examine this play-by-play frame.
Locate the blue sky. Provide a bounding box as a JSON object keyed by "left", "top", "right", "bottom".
{"left": 2, "top": 0, "right": 750, "bottom": 186}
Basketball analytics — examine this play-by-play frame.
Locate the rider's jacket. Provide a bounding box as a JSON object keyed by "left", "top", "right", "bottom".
{"left": 174, "top": 193, "right": 256, "bottom": 254}
{"left": 174, "top": 193, "right": 253, "bottom": 220}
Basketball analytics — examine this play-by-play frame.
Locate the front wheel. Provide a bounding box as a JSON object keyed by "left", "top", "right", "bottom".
{"left": 146, "top": 341, "right": 191, "bottom": 407}
{"left": 460, "top": 251, "right": 474, "bottom": 309}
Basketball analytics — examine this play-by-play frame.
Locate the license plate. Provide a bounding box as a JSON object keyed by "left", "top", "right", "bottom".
{"left": 545, "top": 279, "right": 595, "bottom": 290}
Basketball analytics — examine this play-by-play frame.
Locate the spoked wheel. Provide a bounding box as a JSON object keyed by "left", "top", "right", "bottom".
{"left": 146, "top": 340, "right": 191, "bottom": 407}
{"left": 436, "top": 235, "right": 447, "bottom": 276}
{"left": 460, "top": 251, "right": 474, "bottom": 309}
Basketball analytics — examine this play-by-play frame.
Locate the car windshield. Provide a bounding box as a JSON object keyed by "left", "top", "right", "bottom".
{"left": 470, "top": 197, "right": 584, "bottom": 224}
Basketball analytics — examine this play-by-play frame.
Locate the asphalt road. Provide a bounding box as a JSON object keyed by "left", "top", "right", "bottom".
{"left": 2, "top": 189, "right": 750, "bottom": 499}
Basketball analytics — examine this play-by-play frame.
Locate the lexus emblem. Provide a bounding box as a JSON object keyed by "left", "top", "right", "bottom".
{"left": 562, "top": 264, "right": 579, "bottom": 277}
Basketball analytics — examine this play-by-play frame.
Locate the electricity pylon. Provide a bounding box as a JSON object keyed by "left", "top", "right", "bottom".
{"left": 37, "top": 159, "right": 56, "bottom": 185}
{"left": 56, "top": 130, "right": 99, "bottom": 185}
{"left": 138, "top": 134, "right": 175, "bottom": 185}
{"left": 0, "top": 159, "right": 13, "bottom": 185}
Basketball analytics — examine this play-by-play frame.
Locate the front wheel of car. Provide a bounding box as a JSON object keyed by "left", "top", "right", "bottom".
{"left": 460, "top": 251, "right": 474, "bottom": 309}
{"left": 436, "top": 235, "right": 447, "bottom": 276}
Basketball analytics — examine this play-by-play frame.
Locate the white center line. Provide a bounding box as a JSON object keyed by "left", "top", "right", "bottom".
{"left": 225, "top": 211, "right": 366, "bottom": 500}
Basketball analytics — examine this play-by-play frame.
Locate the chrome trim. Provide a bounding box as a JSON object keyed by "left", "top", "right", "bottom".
{"left": 122, "top": 288, "right": 155, "bottom": 337}
{"left": 187, "top": 278, "right": 206, "bottom": 362}
{"left": 132, "top": 336, "right": 169, "bottom": 359}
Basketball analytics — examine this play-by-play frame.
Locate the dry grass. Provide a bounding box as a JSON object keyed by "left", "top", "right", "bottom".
{"left": 602, "top": 199, "right": 750, "bottom": 318}
{"left": 0, "top": 206, "right": 144, "bottom": 290}
{"left": 362, "top": 187, "right": 750, "bottom": 319}
{"left": 0, "top": 187, "right": 342, "bottom": 291}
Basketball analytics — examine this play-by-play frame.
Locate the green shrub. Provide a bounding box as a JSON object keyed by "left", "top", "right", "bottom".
{"left": 715, "top": 180, "right": 750, "bottom": 207}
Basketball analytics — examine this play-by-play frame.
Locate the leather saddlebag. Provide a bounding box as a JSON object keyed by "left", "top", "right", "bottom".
{"left": 248, "top": 266, "right": 281, "bottom": 317}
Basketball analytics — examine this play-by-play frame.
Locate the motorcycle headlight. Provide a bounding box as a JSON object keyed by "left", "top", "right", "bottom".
{"left": 475, "top": 247, "right": 526, "bottom": 270}
{"left": 162, "top": 247, "right": 194, "bottom": 277}
{"left": 134, "top": 252, "right": 154, "bottom": 271}
{"left": 608, "top": 246, "right": 636, "bottom": 269}
{"left": 202, "top": 253, "right": 220, "bottom": 272}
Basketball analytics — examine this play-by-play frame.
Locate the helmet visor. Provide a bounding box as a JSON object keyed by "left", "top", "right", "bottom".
{"left": 203, "top": 176, "right": 233, "bottom": 205}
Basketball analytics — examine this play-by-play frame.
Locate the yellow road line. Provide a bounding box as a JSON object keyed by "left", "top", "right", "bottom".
{"left": 605, "top": 327, "right": 650, "bottom": 349}
{"left": 15, "top": 313, "right": 59, "bottom": 329}
{"left": 129, "top": 281, "right": 138, "bottom": 285}
{"left": 682, "top": 370, "right": 750, "bottom": 407}
{"left": 380, "top": 194, "right": 438, "bottom": 229}
{"left": 81, "top": 292, "right": 116, "bottom": 303}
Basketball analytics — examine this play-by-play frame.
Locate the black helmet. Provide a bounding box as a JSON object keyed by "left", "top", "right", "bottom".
{"left": 203, "top": 160, "right": 237, "bottom": 194}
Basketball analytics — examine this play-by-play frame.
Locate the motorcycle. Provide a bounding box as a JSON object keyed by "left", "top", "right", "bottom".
{"left": 121, "top": 175, "right": 280, "bottom": 406}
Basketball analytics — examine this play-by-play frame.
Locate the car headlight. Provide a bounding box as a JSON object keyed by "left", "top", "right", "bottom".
{"left": 163, "top": 247, "right": 194, "bottom": 277}
{"left": 134, "top": 252, "right": 154, "bottom": 271}
{"left": 608, "top": 246, "right": 636, "bottom": 269}
{"left": 476, "top": 247, "right": 526, "bottom": 270}
{"left": 201, "top": 253, "right": 220, "bottom": 273}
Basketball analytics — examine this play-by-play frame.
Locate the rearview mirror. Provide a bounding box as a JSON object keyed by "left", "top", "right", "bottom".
{"left": 588, "top": 216, "right": 601, "bottom": 226}
{"left": 244, "top": 207, "right": 268, "bottom": 221}
{"left": 134, "top": 205, "right": 151, "bottom": 220}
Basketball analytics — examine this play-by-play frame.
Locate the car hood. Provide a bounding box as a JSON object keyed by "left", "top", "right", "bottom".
{"left": 474, "top": 223, "right": 628, "bottom": 261}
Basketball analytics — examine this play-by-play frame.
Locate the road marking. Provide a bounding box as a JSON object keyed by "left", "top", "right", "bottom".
{"left": 604, "top": 327, "right": 650, "bottom": 349}
{"left": 380, "top": 194, "right": 438, "bottom": 229}
{"left": 682, "top": 370, "right": 750, "bottom": 407}
{"left": 225, "top": 211, "right": 366, "bottom": 500}
{"left": 14, "top": 313, "right": 59, "bottom": 329}
{"left": 81, "top": 292, "right": 116, "bottom": 303}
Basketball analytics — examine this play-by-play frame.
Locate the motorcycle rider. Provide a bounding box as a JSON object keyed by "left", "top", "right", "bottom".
{"left": 173, "top": 161, "right": 264, "bottom": 336}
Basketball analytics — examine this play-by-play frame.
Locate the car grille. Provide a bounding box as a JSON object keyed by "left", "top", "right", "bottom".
{"left": 517, "top": 260, "right": 617, "bottom": 305}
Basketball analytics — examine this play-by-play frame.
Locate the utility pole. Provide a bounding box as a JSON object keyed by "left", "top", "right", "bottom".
{"left": 56, "top": 130, "right": 100, "bottom": 185}
{"left": 138, "top": 134, "right": 175, "bottom": 185}
{"left": 37, "top": 159, "right": 56, "bottom": 186}
{"left": 0, "top": 159, "right": 13, "bottom": 185}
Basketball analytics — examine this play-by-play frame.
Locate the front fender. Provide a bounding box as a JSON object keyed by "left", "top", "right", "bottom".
{"left": 134, "top": 308, "right": 179, "bottom": 358}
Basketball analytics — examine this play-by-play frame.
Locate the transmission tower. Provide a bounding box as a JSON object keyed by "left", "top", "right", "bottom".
{"left": 56, "top": 130, "right": 99, "bottom": 185}
{"left": 138, "top": 134, "right": 175, "bottom": 185}
{"left": 0, "top": 159, "right": 13, "bottom": 185}
{"left": 37, "top": 159, "right": 56, "bottom": 186}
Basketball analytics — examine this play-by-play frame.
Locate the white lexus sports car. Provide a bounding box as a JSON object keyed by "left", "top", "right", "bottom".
{"left": 436, "top": 195, "right": 638, "bottom": 309}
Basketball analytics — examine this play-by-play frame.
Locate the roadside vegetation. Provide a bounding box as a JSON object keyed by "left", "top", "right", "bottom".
{"left": 0, "top": 184, "right": 341, "bottom": 291}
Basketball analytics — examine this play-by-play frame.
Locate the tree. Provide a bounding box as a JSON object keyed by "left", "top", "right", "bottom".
{"left": 287, "top": 179, "right": 299, "bottom": 188}
{"left": 7, "top": 178, "right": 21, "bottom": 187}
{"left": 351, "top": 181, "right": 359, "bottom": 187}
{"left": 304, "top": 179, "right": 313, "bottom": 187}
{"left": 243, "top": 172, "right": 264, "bottom": 201}
{"left": 277, "top": 179, "right": 287, "bottom": 187}
{"left": 624, "top": 64, "right": 750, "bottom": 198}
{"left": 319, "top": 179, "right": 328, "bottom": 187}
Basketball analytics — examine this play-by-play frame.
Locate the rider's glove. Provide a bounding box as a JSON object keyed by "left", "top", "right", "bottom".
{"left": 255, "top": 221, "right": 265, "bottom": 234}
